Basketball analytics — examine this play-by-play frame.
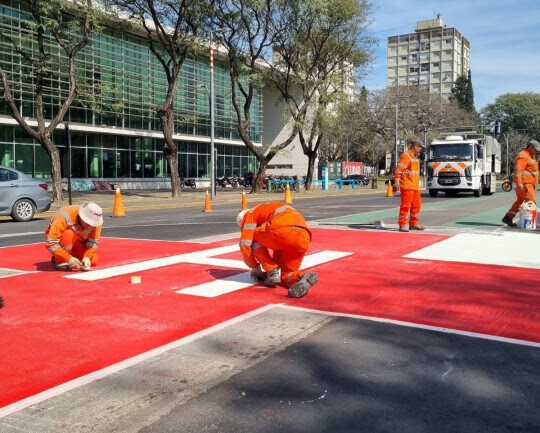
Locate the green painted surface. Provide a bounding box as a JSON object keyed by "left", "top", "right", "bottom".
{"left": 442, "top": 205, "right": 508, "bottom": 228}
{"left": 319, "top": 195, "right": 494, "bottom": 226}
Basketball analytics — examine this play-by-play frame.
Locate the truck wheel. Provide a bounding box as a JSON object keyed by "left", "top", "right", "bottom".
{"left": 482, "top": 187, "right": 493, "bottom": 196}
{"left": 428, "top": 189, "right": 438, "bottom": 197}
{"left": 473, "top": 186, "right": 481, "bottom": 197}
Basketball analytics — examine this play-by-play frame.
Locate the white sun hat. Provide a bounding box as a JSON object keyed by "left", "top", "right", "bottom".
{"left": 79, "top": 202, "right": 103, "bottom": 227}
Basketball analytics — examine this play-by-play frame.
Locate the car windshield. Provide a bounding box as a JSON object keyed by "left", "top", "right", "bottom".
{"left": 429, "top": 143, "right": 473, "bottom": 162}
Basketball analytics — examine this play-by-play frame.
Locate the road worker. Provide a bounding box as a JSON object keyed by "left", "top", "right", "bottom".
{"left": 393, "top": 138, "right": 426, "bottom": 232}
{"left": 45, "top": 202, "right": 103, "bottom": 271}
{"left": 502, "top": 139, "right": 540, "bottom": 227}
{"left": 237, "top": 202, "right": 318, "bottom": 298}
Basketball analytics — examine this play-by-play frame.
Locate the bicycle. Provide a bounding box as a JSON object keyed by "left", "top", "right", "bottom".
{"left": 502, "top": 175, "right": 513, "bottom": 192}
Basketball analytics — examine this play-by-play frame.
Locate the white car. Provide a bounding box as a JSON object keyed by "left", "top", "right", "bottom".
{"left": 0, "top": 165, "right": 52, "bottom": 221}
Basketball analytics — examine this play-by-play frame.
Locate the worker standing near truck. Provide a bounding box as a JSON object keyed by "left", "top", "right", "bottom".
{"left": 502, "top": 140, "right": 540, "bottom": 227}
{"left": 393, "top": 138, "right": 426, "bottom": 232}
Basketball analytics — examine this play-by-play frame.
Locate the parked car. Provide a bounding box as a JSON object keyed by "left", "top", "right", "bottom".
{"left": 0, "top": 166, "right": 52, "bottom": 221}
{"left": 344, "top": 174, "right": 370, "bottom": 185}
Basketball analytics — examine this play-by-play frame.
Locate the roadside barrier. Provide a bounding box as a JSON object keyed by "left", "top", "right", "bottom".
{"left": 386, "top": 181, "right": 394, "bottom": 197}
{"left": 241, "top": 188, "right": 248, "bottom": 210}
{"left": 112, "top": 187, "right": 126, "bottom": 217}
{"left": 284, "top": 183, "right": 293, "bottom": 204}
{"left": 203, "top": 189, "right": 212, "bottom": 212}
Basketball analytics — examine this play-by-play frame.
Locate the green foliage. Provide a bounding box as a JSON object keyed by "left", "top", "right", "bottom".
{"left": 450, "top": 70, "right": 475, "bottom": 113}
{"left": 481, "top": 92, "right": 540, "bottom": 138}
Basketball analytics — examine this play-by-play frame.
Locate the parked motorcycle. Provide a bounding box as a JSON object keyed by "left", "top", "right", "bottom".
{"left": 216, "top": 176, "right": 238, "bottom": 188}
{"left": 181, "top": 178, "right": 197, "bottom": 189}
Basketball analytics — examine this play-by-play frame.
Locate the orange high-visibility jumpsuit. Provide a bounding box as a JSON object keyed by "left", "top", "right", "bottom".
{"left": 239, "top": 202, "right": 312, "bottom": 287}
{"left": 44, "top": 205, "right": 101, "bottom": 266}
{"left": 393, "top": 149, "right": 422, "bottom": 228}
{"left": 506, "top": 148, "right": 539, "bottom": 219}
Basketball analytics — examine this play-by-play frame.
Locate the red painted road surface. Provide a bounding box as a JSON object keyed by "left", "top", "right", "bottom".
{"left": 1, "top": 229, "right": 539, "bottom": 409}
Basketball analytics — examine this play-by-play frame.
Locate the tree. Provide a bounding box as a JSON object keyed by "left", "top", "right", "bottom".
{"left": 214, "top": 0, "right": 298, "bottom": 193}
{"left": 481, "top": 92, "right": 540, "bottom": 139}
{"left": 501, "top": 130, "right": 531, "bottom": 175}
{"left": 266, "top": 0, "right": 374, "bottom": 189}
{"left": 109, "top": 0, "right": 208, "bottom": 198}
{"left": 0, "top": 0, "right": 97, "bottom": 202}
{"left": 450, "top": 69, "right": 475, "bottom": 113}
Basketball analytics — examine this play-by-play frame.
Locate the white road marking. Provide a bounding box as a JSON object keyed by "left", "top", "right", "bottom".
{"left": 0, "top": 268, "right": 34, "bottom": 279}
{"left": 65, "top": 244, "right": 240, "bottom": 281}
{"left": 177, "top": 250, "right": 352, "bottom": 298}
{"left": 405, "top": 231, "right": 540, "bottom": 269}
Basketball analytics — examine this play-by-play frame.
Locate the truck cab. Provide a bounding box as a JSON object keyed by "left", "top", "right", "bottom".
{"left": 427, "top": 131, "right": 500, "bottom": 197}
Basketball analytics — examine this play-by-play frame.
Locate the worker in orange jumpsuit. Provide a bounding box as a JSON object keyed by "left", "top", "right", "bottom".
{"left": 393, "top": 138, "right": 426, "bottom": 232}
{"left": 502, "top": 139, "right": 540, "bottom": 227}
{"left": 45, "top": 202, "right": 103, "bottom": 271}
{"left": 237, "top": 202, "right": 318, "bottom": 298}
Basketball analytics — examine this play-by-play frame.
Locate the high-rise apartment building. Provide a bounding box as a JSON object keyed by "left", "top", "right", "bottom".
{"left": 386, "top": 16, "right": 470, "bottom": 99}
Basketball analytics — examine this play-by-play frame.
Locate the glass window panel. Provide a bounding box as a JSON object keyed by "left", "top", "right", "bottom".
{"left": 102, "top": 134, "right": 116, "bottom": 148}
{"left": 14, "top": 144, "right": 33, "bottom": 174}
{"left": 0, "top": 126, "right": 13, "bottom": 142}
{"left": 87, "top": 134, "right": 101, "bottom": 148}
{"left": 117, "top": 150, "right": 130, "bottom": 177}
{"left": 117, "top": 136, "right": 129, "bottom": 150}
{"left": 70, "top": 131, "right": 86, "bottom": 147}
{"left": 34, "top": 145, "right": 51, "bottom": 178}
{"left": 103, "top": 149, "right": 116, "bottom": 177}
{"left": 88, "top": 148, "right": 101, "bottom": 177}
{"left": 71, "top": 148, "right": 86, "bottom": 178}
{"left": 224, "top": 155, "right": 232, "bottom": 176}
{"left": 143, "top": 151, "right": 154, "bottom": 177}
{"left": 198, "top": 153, "right": 207, "bottom": 177}
{"left": 131, "top": 151, "right": 142, "bottom": 177}
{"left": 0, "top": 142, "right": 14, "bottom": 166}
{"left": 187, "top": 154, "right": 197, "bottom": 178}
{"left": 156, "top": 153, "right": 167, "bottom": 178}
{"left": 142, "top": 138, "right": 154, "bottom": 151}
{"left": 15, "top": 129, "right": 33, "bottom": 144}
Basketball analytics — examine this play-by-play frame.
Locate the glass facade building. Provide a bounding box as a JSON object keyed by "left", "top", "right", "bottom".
{"left": 0, "top": 1, "right": 260, "bottom": 183}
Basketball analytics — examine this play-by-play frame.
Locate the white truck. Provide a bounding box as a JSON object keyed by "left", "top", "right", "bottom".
{"left": 426, "top": 129, "right": 501, "bottom": 198}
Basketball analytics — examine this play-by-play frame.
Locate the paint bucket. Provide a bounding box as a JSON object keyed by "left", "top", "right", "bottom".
{"left": 519, "top": 202, "right": 537, "bottom": 230}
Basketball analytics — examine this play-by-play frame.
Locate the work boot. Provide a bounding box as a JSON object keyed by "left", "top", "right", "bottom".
{"left": 51, "top": 257, "right": 69, "bottom": 271}
{"left": 288, "top": 272, "right": 318, "bottom": 298}
{"left": 409, "top": 225, "right": 425, "bottom": 231}
{"left": 502, "top": 215, "right": 517, "bottom": 228}
{"left": 250, "top": 264, "right": 267, "bottom": 282}
{"left": 264, "top": 268, "right": 281, "bottom": 287}
{"left": 398, "top": 226, "right": 409, "bottom": 232}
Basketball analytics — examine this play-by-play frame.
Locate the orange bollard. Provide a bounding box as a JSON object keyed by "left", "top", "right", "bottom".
{"left": 284, "top": 183, "right": 293, "bottom": 204}
{"left": 112, "top": 187, "right": 126, "bottom": 217}
{"left": 241, "top": 188, "right": 248, "bottom": 210}
{"left": 386, "top": 180, "right": 394, "bottom": 197}
{"left": 203, "top": 189, "right": 212, "bottom": 212}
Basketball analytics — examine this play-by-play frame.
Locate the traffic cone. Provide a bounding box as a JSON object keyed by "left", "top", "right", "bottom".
{"left": 112, "top": 187, "right": 126, "bottom": 217}
{"left": 284, "top": 183, "right": 293, "bottom": 204}
{"left": 203, "top": 189, "right": 212, "bottom": 212}
{"left": 241, "top": 188, "right": 248, "bottom": 210}
{"left": 386, "top": 180, "right": 394, "bottom": 197}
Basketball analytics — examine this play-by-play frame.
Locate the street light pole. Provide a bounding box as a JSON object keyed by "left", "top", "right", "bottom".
{"left": 394, "top": 103, "right": 398, "bottom": 168}
{"left": 209, "top": 29, "right": 216, "bottom": 199}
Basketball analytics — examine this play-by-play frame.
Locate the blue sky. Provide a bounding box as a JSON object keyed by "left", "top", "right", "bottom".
{"left": 363, "top": 0, "right": 540, "bottom": 109}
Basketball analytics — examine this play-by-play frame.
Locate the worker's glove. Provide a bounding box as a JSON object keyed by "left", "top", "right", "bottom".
{"left": 250, "top": 264, "right": 267, "bottom": 282}
{"left": 81, "top": 257, "right": 91, "bottom": 271}
{"left": 393, "top": 180, "right": 400, "bottom": 192}
{"left": 67, "top": 256, "right": 82, "bottom": 270}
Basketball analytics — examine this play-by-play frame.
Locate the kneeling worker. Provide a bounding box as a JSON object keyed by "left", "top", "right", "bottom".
{"left": 237, "top": 202, "right": 318, "bottom": 298}
{"left": 45, "top": 202, "right": 103, "bottom": 271}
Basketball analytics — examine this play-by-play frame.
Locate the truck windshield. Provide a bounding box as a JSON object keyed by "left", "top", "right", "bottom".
{"left": 429, "top": 143, "right": 473, "bottom": 162}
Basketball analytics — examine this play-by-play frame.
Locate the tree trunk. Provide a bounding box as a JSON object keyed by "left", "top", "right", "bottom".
{"left": 160, "top": 108, "right": 180, "bottom": 198}
{"left": 41, "top": 136, "right": 63, "bottom": 202}
{"left": 305, "top": 151, "right": 317, "bottom": 190}
{"left": 253, "top": 158, "right": 268, "bottom": 193}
